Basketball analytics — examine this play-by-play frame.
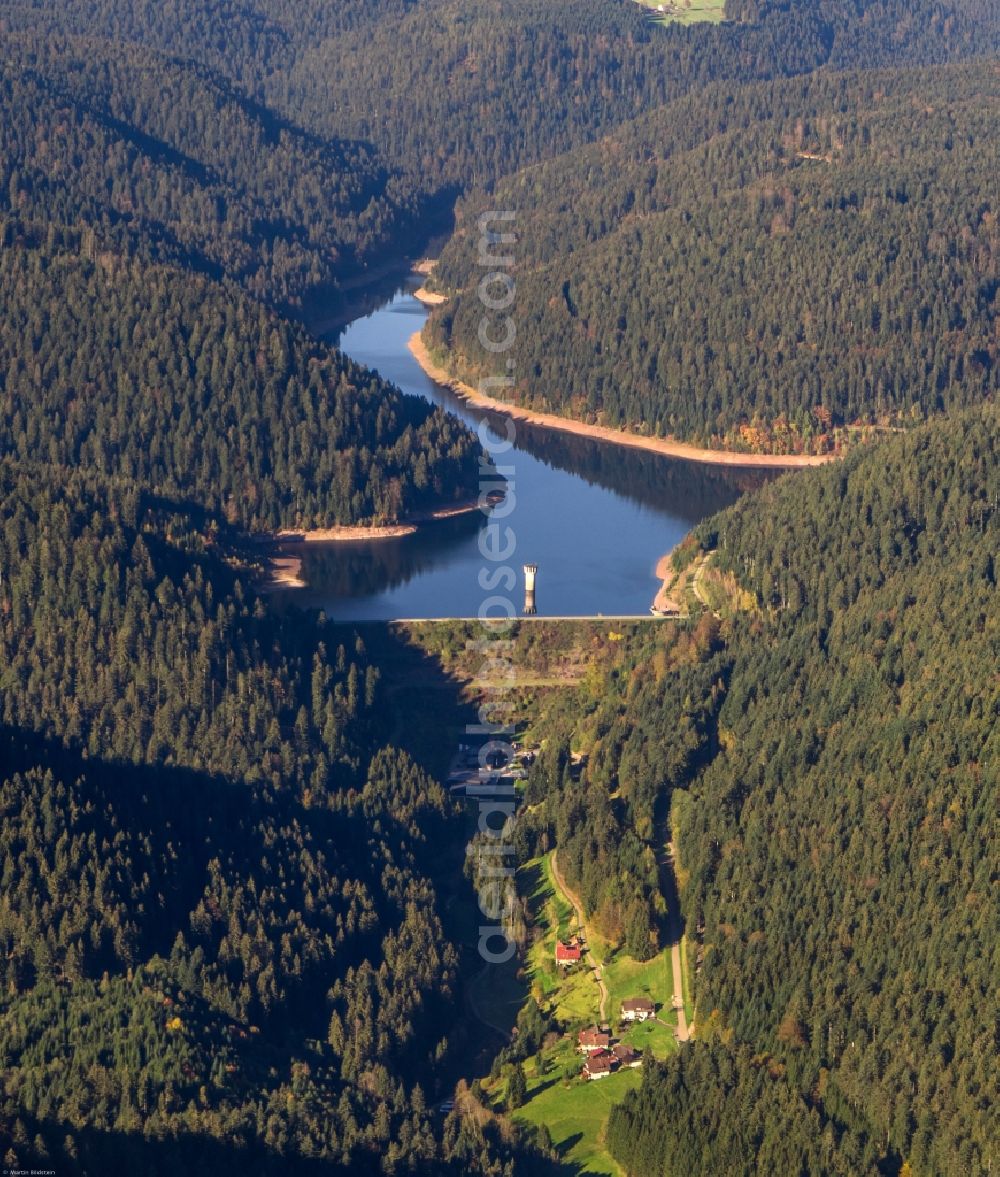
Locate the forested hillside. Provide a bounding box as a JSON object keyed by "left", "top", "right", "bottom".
{"left": 0, "top": 463, "right": 546, "bottom": 1174}
{"left": 0, "top": 0, "right": 996, "bottom": 1171}
{"left": 0, "top": 33, "right": 424, "bottom": 309}
{"left": 0, "top": 20, "right": 505, "bottom": 1159}
{"left": 0, "top": 221, "right": 479, "bottom": 531}
{"left": 724, "top": 0, "right": 999, "bottom": 66}
{"left": 427, "top": 63, "right": 999, "bottom": 453}
{"left": 276, "top": 0, "right": 832, "bottom": 188}
{"left": 2, "top": 0, "right": 997, "bottom": 193}
{"left": 517, "top": 408, "right": 998, "bottom": 1172}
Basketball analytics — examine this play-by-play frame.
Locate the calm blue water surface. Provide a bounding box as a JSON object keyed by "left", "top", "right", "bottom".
{"left": 290, "top": 281, "right": 770, "bottom": 619}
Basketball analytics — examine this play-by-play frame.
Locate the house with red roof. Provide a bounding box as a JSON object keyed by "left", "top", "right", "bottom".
{"left": 577, "top": 1026, "right": 612, "bottom": 1053}
{"left": 555, "top": 938, "right": 582, "bottom": 966}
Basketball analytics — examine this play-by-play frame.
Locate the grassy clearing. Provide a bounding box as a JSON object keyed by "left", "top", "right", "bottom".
{"left": 689, "top": 551, "right": 758, "bottom": 617}
{"left": 619, "top": 1014, "right": 676, "bottom": 1059}
{"left": 633, "top": 0, "right": 726, "bottom": 24}
{"left": 657, "top": 547, "right": 755, "bottom": 618}
{"left": 536, "top": 854, "right": 576, "bottom": 942}
{"left": 603, "top": 949, "right": 669, "bottom": 1021}
{"left": 481, "top": 1029, "right": 644, "bottom": 1174}
{"left": 679, "top": 933, "right": 695, "bottom": 1025}
{"left": 602, "top": 947, "right": 679, "bottom": 1060}
{"left": 513, "top": 1037, "right": 642, "bottom": 1174}
{"left": 656, "top": 548, "right": 732, "bottom": 617}
{"left": 481, "top": 856, "right": 680, "bottom": 1173}
{"left": 522, "top": 856, "right": 604, "bottom": 1023}
{"left": 528, "top": 852, "right": 678, "bottom": 1051}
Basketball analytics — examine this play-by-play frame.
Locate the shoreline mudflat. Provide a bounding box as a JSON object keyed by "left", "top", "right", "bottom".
{"left": 408, "top": 330, "right": 835, "bottom": 470}
{"left": 277, "top": 522, "right": 419, "bottom": 544}
{"left": 412, "top": 258, "right": 447, "bottom": 305}
{"left": 262, "top": 554, "right": 308, "bottom": 592}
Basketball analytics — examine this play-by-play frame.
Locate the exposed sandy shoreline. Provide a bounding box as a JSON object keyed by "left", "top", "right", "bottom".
{"left": 413, "top": 285, "right": 448, "bottom": 306}
{"left": 412, "top": 257, "right": 448, "bottom": 305}
{"left": 277, "top": 522, "right": 418, "bottom": 543}
{"left": 274, "top": 498, "right": 485, "bottom": 546}
{"left": 262, "top": 498, "right": 491, "bottom": 591}
{"left": 408, "top": 330, "right": 835, "bottom": 470}
{"left": 263, "top": 555, "right": 308, "bottom": 592}
{"left": 652, "top": 550, "right": 681, "bottom": 614}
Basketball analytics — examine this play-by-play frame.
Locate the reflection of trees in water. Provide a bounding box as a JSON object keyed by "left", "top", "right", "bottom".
{"left": 312, "top": 271, "right": 426, "bottom": 341}
{"left": 523, "top": 425, "right": 777, "bottom": 521}
{"left": 318, "top": 283, "right": 777, "bottom": 523}
{"left": 305, "top": 287, "right": 781, "bottom": 612}
{"left": 428, "top": 387, "right": 778, "bottom": 521}
{"left": 296, "top": 511, "right": 481, "bottom": 600}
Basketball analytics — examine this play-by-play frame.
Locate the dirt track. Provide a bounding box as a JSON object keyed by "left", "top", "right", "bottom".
{"left": 550, "top": 850, "right": 608, "bottom": 1023}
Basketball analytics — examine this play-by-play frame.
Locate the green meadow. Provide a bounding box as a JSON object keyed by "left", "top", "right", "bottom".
{"left": 634, "top": 0, "right": 727, "bottom": 24}
{"left": 513, "top": 1037, "right": 643, "bottom": 1174}
{"left": 478, "top": 853, "right": 684, "bottom": 1172}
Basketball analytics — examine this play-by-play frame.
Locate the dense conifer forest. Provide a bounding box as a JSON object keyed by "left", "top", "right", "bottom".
{"left": 0, "top": 0, "right": 996, "bottom": 1171}
{"left": 0, "top": 465, "right": 551, "bottom": 1173}
{"left": 0, "top": 6, "right": 513, "bottom": 1170}
{"left": 518, "top": 408, "right": 998, "bottom": 1173}
{"left": 0, "top": 34, "right": 426, "bottom": 310}
{"left": 2, "top": 0, "right": 997, "bottom": 192}
{"left": 0, "top": 222, "right": 481, "bottom": 531}
{"left": 428, "top": 64, "right": 999, "bottom": 452}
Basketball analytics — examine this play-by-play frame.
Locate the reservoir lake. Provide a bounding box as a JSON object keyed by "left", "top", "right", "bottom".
{"left": 291, "top": 276, "right": 775, "bottom": 620}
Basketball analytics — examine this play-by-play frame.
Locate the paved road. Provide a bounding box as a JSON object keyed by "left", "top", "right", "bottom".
{"left": 658, "top": 841, "right": 692, "bottom": 1044}
{"left": 550, "top": 849, "right": 608, "bottom": 1024}
{"left": 670, "top": 939, "right": 690, "bottom": 1042}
